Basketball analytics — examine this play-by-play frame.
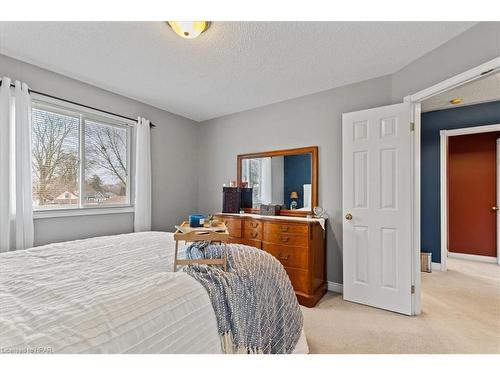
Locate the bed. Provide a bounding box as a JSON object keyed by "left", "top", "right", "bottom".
{"left": 0, "top": 232, "right": 308, "bottom": 354}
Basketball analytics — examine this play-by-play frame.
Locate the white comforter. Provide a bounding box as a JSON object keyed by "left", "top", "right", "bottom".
{"left": 0, "top": 232, "right": 222, "bottom": 353}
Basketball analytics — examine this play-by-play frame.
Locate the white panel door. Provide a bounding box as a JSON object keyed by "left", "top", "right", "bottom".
{"left": 342, "top": 102, "right": 413, "bottom": 315}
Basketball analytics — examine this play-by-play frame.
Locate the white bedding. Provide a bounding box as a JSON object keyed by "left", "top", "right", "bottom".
{"left": 0, "top": 231, "right": 308, "bottom": 354}
{"left": 0, "top": 232, "right": 221, "bottom": 353}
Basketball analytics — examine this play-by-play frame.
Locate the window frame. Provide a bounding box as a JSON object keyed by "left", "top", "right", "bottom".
{"left": 31, "top": 94, "right": 135, "bottom": 218}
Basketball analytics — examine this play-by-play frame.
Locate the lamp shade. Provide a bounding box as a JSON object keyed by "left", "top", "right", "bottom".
{"left": 290, "top": 191, "right": 298, "bottom": 199}
{"left": 167, "top": 21, "right": 210, "bottom": 39}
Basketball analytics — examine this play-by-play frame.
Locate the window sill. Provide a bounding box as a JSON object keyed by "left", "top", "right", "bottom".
{"left": 33, "top": 206, "right": 134, "bottom": 219}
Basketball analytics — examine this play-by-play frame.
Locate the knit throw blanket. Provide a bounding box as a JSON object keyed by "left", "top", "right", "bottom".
{"left": 183, "top": 241, "right": 303, "bottom": 354}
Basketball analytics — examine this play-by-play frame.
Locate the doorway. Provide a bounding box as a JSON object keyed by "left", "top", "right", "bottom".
{"left": 416, "top": 71, "right": 500, "bottom": 315}
{"left": 418, "top": 69, "right": 500, "bottom": 272}
{"left": 341, "top": 58, "right": 499, "bottom": 316}
{"left": 439, "top": 125, "right": 500, "bottom": 268}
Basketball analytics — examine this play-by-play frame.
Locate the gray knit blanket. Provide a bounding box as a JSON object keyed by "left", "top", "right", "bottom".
{"left": 183, "top": 241, "right": 303, "bottom": 354}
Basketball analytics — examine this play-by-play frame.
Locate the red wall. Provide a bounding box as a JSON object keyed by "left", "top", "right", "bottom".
{"left": 448, "top": 131, "right": 500, "bottom": 257}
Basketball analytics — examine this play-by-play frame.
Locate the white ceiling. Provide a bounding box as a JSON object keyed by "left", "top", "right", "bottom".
{"left": 422, "top": 71, "right": 500, "bottom": 112}
{"left": 0, "top": 22, "right": 475, "bottom": 122}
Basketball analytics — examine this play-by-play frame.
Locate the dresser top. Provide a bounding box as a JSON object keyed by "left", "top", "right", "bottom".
{"left": 215, "top": 212, "right": 326, "bottom": 230}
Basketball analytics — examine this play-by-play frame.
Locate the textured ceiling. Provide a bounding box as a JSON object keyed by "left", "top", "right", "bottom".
{"left": 0, "top": 22, "right": 475, "bottom": 121}
{"left": 422, "top": 71, "right": 500, "bottom": 112}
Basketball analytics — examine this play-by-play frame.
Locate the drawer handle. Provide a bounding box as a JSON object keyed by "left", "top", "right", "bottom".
{"left": 251, "top": 231, "right": 258, "bottom": 238}
{"left": 281, "top": 226, "right": 289, "bottom": 232}
{"left": 278, "top": 254, "right": 289, "bottom": 261}
{"left": 251, "top": 222, "right": 258, "bottom": 228}
{"left": 281, "top": 236, "right": 289, "bottom": 243}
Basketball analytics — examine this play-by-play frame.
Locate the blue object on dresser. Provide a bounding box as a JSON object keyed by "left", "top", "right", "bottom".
{"left": 189, "top": 214, "right": 205, "bottom": 227}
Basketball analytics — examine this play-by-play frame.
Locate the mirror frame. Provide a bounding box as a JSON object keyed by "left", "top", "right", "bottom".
{"left": 237, "top": 146, "right": 318, "bottom": 217}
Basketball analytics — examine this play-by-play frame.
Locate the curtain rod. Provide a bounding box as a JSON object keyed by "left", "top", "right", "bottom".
{"left": 0, "top": 80, "right": 156, "bottom": 128}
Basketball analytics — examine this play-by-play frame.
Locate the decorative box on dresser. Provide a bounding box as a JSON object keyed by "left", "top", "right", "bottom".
{"left": 214, "top": 213, "right": 327, "bottom": 307}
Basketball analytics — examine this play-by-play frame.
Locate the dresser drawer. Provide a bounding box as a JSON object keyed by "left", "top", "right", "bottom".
{"left": 262, "top": 243, "right": 309, "bottom": 269}
{"left": 244, "top": 229, "right": 262, "bottom": 240}
{"left": 239, "top": 238, "right": 262, "bottom": 248}
{"left": 264, "top": 222, "right": 309, "bottom": 235}
{"left": 227, "top": 236, "right": 244, "bottom": 245}
{"left": 227, "top": 227, "right": 241, "bottom": 238}
{"left": 215, "top": 216, "right": 242, "bottom": 238}
{"left": 220, "top": 217, "right": 242, "bottom": 229}
{"left": 243, "top": 219, "right": 262, "bottom": 240}
{"left": 263, "top": 232, "right": 309, "bottom": 247}
{"left": 227, "top": 237, "right": 261, "bottom": 248}
{"left": 283, "top": 267, "right": 310, "bottom": 294}
{"left": 244, "top": 219, "right": 262, "bottom": 231}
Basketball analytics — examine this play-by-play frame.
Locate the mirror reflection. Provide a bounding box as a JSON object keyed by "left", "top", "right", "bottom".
{"left": 241, "top": 153, "right": 312, "bottom": 210}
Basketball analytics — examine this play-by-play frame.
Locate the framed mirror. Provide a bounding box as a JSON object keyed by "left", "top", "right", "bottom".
{"left": 237, "top": 146, "right": 318, "bottom": 217}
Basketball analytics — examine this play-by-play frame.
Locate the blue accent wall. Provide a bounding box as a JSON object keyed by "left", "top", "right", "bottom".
{"left": 421, "top": 101, "right": 500, "bottom": 263}
{"left": 284, "top": 154, "right": 311, "bottom": 208}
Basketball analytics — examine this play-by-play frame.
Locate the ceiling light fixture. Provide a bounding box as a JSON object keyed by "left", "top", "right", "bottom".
{"left": 167, "top": 21, "right": 211, "bottom": 39}
{"left": 449, "top": 98, "right": 463, "bottom": 105}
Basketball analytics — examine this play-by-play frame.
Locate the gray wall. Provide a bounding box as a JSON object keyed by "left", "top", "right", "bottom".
{"left": 196, "top": 22, "right": 500, "bottom": 284}
{"left": 0, "top": 53, "right": 199, "bottom": 246}
{"left": 391, "top": 22, "right": 500, "bottom": 102}
{"left": 197, "top": 76, "right": 393, "bottom": 283}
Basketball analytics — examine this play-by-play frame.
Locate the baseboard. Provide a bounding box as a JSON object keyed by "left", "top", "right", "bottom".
{"left": 432, "top": 262, "right": 442, "bottom": 271}
{"left": 327, "top": 281, "right": 343, "bottom": 294}
{"left": 326, "top": 255, "right": 494, "bottom": 295}
{"left": 448, "top": 251, "right": 497, "bottom": 264}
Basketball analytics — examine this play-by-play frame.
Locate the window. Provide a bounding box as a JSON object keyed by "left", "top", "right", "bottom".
{"left": 84, "top": 119, "right": 129, "bottom": 206}
{"left": 241, "top": 158, "right": 263, "bottom": 208}
{"left": 32, "top": 101, "right": 131, "bottom": 211}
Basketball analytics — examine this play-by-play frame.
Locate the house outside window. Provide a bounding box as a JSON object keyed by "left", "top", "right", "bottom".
{"left": 31, "top": 99, "right": 132, "bottom": 213}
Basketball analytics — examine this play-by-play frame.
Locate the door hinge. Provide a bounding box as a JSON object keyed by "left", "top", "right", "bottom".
{"left": 411, "top": 285, "right": 415, "bottom": 294}
{"left": 410, "top": 122, "right": 415, "bottom": 132}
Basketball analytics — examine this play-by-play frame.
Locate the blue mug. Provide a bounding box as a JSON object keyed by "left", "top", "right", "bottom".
{"left": 189, "top": 214, "right": 205, "bottom": 228}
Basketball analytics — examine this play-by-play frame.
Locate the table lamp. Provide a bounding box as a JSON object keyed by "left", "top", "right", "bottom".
{"left": 290, "top": 191, "right": 298, "bottom": 210}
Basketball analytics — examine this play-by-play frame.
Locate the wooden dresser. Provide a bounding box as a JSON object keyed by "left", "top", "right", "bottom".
{"left": 214, "top": 213, "right": 326, "bottom": 307}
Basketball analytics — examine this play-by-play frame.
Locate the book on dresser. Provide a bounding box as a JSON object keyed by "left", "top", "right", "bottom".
{"left": 213, "top": 213, "right": 327, "bottom": 307}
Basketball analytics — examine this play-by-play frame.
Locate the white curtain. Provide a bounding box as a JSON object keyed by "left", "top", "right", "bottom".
{"left": 134, "top": 116, "right": 152, "bottom": 232}
{"left": 0, "top": 77, "right": 34, "bottom": 252}
{"left": 260, "top": 157, "right": 272, "bottom": 205}
{"left": 303, "top": 183, "right": 312, "bottom": 210}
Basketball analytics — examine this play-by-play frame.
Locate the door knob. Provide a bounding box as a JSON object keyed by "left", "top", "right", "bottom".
{"left": 345, "top": 213, "right": 353, "bottom": 220}
{"left": 492, "top": 206, "right": 499, "bottom": 211}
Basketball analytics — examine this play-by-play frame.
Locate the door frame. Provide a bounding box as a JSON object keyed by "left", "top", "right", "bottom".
{"left": 403, "top": 56, "right": 500, "bottom": 315}
{"left": 440, "top": 124, "right": 500, "bottom": 270}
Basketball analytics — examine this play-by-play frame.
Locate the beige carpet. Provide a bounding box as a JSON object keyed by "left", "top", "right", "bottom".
{"left": 301, "top": 258, "right": 500, "bottom": 353}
